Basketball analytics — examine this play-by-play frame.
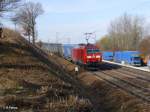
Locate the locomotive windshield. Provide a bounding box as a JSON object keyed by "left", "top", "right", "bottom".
{"left": 133, "top": 57, "right": 141, "bottom": 60}
{"left": 87, "top": 49, "right": 100, "bottom": 54}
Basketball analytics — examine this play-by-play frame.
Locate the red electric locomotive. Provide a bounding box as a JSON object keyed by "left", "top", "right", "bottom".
{"left": 71, "top": 44, "right": 102, "bottom": 67}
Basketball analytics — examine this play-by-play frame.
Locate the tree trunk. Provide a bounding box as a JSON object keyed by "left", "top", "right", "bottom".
{"left": 0, "top": 27, "right": 3, "bottom": 39}
{"left": 28, "top": 35, "right": 30, "bottom": 42}
{"left": 32, "top": 23, "right": 35, "bottom": 44}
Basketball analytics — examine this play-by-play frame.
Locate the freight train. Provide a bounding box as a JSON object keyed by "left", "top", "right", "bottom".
{"left": 42, "top": 43, "right": 102, "bottom": 67}
{"left": 72, "top": 44, "right": 102, "bottom": 67}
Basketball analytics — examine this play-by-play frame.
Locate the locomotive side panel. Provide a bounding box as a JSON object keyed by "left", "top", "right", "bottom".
{"left": 72, "top": 44, "right": 102, "bottom": 67}
{"left": 72, "top": 48, "right": 85, "bottom": 64}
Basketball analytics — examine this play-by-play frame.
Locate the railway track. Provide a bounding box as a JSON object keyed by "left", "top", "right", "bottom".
{"left": 104, "top": 62, "right": 150, "bottom": 79}
{"left": 94, "top": 72, "right": 150, "bottom": 103}
{"left": 101, "top": 63, "right": 150, "bottom": 83}
{"left": 94, "top": 64, "right": 150, "bottom": 103}
{"left": 15, "top": 37, "right": 150, "bottom": 104}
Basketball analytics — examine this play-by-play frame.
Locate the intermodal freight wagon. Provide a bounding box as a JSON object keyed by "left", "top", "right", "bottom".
{"left": 71, "top": 44, "right": 102, "bottom": 67}
{"left": 102, "top": 51, "right": 142, "bottom": 66}
{"left": 114, "top": 51, "right": 141, "bottom": 66}
{"left": 62, "top": 44, "right": 77, "bottom": 60}
{"left": 41, "top": 43, "right": 77, "bottom": 59}
{"left": 102, "top": 51, "right": 114, "bottom": 61}
{"left": 42, "top": 43, "right": 63, "bottom": 56}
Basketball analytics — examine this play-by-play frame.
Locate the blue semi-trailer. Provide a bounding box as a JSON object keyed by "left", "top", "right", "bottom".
{"left": 102, "top": 51, "right": 114, "bottom": 61}
{"left": 62, "top": 44, "right": 77, "bottom": 60}
{"left": 114, "top": 51, "right": 142, "bottom": 66}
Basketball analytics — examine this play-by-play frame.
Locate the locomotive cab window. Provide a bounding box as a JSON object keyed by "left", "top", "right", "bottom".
{"left": 87, "top": 49, "right": 100, "bottom": 54}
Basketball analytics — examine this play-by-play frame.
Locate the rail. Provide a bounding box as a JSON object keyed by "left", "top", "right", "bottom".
{"left": 94, "top": 63, "right": 150, "bottom": 103}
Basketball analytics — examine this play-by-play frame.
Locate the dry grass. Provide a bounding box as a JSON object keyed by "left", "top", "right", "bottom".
{"left": 1, "top": 28, "right": 21, "bottom": 43}
{"left": 0, "top": 28, "right": 94, "bottom": 112}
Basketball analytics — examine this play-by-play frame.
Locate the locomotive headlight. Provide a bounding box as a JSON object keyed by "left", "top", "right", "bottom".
{"left": 87, "top": 56, "right": 92, "bottom": 58}
{"left": 96, "top": 55, "right": 101, "bottom": 58}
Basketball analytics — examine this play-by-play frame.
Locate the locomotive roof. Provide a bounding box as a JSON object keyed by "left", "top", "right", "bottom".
{"left": 78, "top": 43, "right": 98, "bottom": 49}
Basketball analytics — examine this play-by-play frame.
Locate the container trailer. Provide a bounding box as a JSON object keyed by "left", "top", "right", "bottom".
{"left": 102, "top": 51, "right": 114, "bottom": 61}
{"left": 114, "top": 51, "right": 142, "bottom": 66}
{"left": 41, "top": 43, "right": 63, "bottom": 56}
{"left": 62, "top": 44, "right": 77, "bottom": 61}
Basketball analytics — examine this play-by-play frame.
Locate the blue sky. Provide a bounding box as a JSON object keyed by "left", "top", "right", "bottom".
{"left": 2, "top": 0, "right": 150, "bottom": 44}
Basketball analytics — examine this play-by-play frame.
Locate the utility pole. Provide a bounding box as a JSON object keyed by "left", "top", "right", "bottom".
{"left": 55, "top": 32, "right": 59, "bottom": 44}
{"left": 14, "top": 22, "right": 17, "bottom": 31}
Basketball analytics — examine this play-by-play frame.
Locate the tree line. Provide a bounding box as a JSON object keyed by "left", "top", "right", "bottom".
{"left": 0, "top": 0, "right": 44, "bottom": 44}
{"left": 97, "top": 14, "right": 150, "bottom": 55}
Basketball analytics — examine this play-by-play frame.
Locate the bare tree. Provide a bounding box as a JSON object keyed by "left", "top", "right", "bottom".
{"left": 13, "top": 2, "right": 44, "bottom": 44}
{"left": 0, "top": 0, "right": 21, "bottom": 39}
{"left": 22, "top": 24, "right": 32, "bottom": 42}
{"left": 0, "top": 0, "right": 21, "bottom": 17}
{"left": 139, "top": 36, "right": 150, "bottom": 55}
{"left": 97, "top": 35, "right": 112, "bottom": 51}
{"left": 108, "top": 13, "right": 145, "bottom": 51}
